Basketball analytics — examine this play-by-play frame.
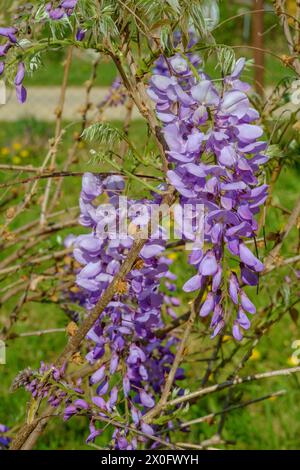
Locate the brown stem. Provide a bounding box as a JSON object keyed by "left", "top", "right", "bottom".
{"left": 167, "top": 366, "right": 300, "bottom": 408}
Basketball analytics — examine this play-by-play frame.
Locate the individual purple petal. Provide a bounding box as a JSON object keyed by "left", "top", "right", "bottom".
{"left": 230, "top": 58, "right": 246, "bottom": 79}
{"left": 0, "top": 26, "right": 17, "bottom": 43}
{"left": 78, "top": 261, "right": 102, "bottom": 279}
{"left": 76, "top": 28, "right": 86, "bottom": 41}
{"left": 49, "top": 8, "right": 65, "bottom": 19}
{"left": 191, "top": 80, "right": 219, "bottom": 106}
{"left": 189, "top": 248, "right": 203, "bottom": 265}
{"left": 239, "top": 243, "right": 264, "bottom": 272}
{"left": 61, "top": 0, "right": 78, "bottom": 8}
{"left": 103, "top": 175, "right": 125, "bottom": 192}
{"left": 237, "top": 308, "right": 251, "bottom": 329}
{"left": 74, "top": 399, "right": 89, "bottom": 410}
{"left": 228, "top": 273, "right": 239, "bottom": 304}
{"left": 131, "top": 406, "right": 141, "bottom": 425}
{"left": 186, "top": 131, "right": 204, "bottom": 152}
{"left": 89, "top": 365, "right": 106, "bottom": 385}
{"left": 92, "top": 396, "right": 107, "bottom": 410}
{"left": 63, "top": 405, "right": 77, "bottom": 420}
{"left": 170, "top": 55, "right": 189, "bottom": 74}
{"left": 79, "top": 235, "right": 102, "bottom": 254}
{"left": 199, "top": 292, "right": 214, "bottom": 317}
{"left": 227, "top": 239, "right": 240, "bottom": 256}
{"left": 14, "top": 62, "right": 25, "bottom": 85}
{"left": 0, "top": 42, "right": 11, "bottom": 56}
{"left": 139, "top": 390, "right": 155, "bottom": 408}
{"left": 238, "top": 204, "right": 253, "bottom": 220}
{"left": 110, "top": 353, "right": 119, "bottom": 374}
{"left": 211, "top": 223, "right": 222, "bottom": 244}
{"left": 76, "top": 277, "right": 100, "bottom": 292}
{"left": 183, "top": 274, "right": 202, "bottom": 292}
{"left": 221, "top": 90, "right": 249, "bottom": 118}
{"left": 82, "top": 172, "right": 102, "bottom": 199}
{"left": 16, "top": 84, "right": 27, "bottom": 104}
{"left": 218, "top": 145, "right": 236, "bottom": 167}
{"left": 184, "top": 162, "right": 206, "bottom": 177}
{"left": 212, "top": 266, "right": 222, "bottom": 292}
{"left": 86, "top": 423, "right": 103, "bottom": 443}
{"left": 109, "top": 386, "right": 118, "bottom": 408}
{"left": 123, "top": 375, "right": 130, "bottom": 397}
{"left": 157, "top": 111, "right": 176, "bottom": 123}
{"left": 199, "top": 251, "right": 218, "bottom": 276}
{"left": 151, "top": 74, "right": 174, "bottom": 91}
{"left": 127, "top": 344, "right": 146, "bottom": 364}
{"left": 141, "top": 422, "right": 154, "bottom": 436}
{"left": 236, "top": 124, "right": 263, "bottom": 143}
{"left": 241, "top": 265, "right": 258, "bottom": 286}
{"left": 232, "top": 323, "right": 243, "bottom": 341}
{"left": 141, "top": 244, "right": 164, "bottom": 259}
{"left": 211, "top": 319, "right": 225, "bottom": 338}
{"left": 240, "top": 291, "right": 256, "bottom": 314}
{"left": 96, "top": 379, "right": 109, "bottom": 396}
{"left": 221, "top": 181, "right": 247, "bottom": 191}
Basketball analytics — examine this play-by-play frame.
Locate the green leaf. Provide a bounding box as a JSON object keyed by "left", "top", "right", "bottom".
{"left": 165, "top": 0, "right": 180, "bottom": 14}
{"left": 27, "top": 397, "right": 41, "bottom": 425}
{"left": 265, "top": 144, "right": 282, "bottom": 159}
{"left": 82, "top": 123, "right": 124, "bottom": 145}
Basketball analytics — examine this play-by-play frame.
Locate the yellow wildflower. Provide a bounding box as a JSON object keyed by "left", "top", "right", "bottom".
{"left": 249, "top": 349, "right": 261, "bottom": 361}
{"left": 1, "top": 147, "right": 9, "bottom": 156}
{"left": 20, "top": 149, "right": 29, "bottom": 158}
{"left": 287, "top": 355, "right": 300, "bottom": 367}
{"left": 12, "top": 156, "right": 21, "bottom": 165}
{"left": 222, "top": 335, "right": 231, "bottom": 343}
{"left": 12, "top": 142, "right": 22, "bottom": 151}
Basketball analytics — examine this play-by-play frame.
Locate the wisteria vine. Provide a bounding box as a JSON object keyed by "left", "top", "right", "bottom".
{"left": 148, "top": 54, "right": 268, "bottom": 341}
{"left": 0, "top": 0, "right": 271, "bottom": 451}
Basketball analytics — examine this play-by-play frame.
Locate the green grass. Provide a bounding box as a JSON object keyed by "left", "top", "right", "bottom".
{"left": 0, "top": 119, "right": 299, "bottom": 450}
{"left": 25, "top": 48, "right": 295, "bottom": 90}
{"left": 26, "top": 51, "right": 117, "bottom": 87}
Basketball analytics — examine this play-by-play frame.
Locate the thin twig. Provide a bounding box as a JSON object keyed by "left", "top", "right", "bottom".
{"left": 167, "top": 366, "right": 300, "bottom": 408}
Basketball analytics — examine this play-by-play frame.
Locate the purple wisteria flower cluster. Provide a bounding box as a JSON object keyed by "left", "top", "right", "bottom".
{"left": 0, "top": 424, "right": 10, "bottom": 449}
{"left": 0, "top": 1, "right": 79, "bottom": 105}
{"left": 0, "top": 27, "right": 27, "bottom": 103}
{"left": 153, "top": 31, "right": 202, "bottom": 77}
{"left": 148, "top": 55, "right": 268, "bottom": 341}
{"left": 61, "top": 173, "right": 183, "bottom": 447}
{"left": 46, "top": 0, "right": 78, "bottom": 20}
{"left": 12, "top": 363, "right": 78, "bottom": 408}
{"left": 98, "top": 77, "right": 127, "bottom": 109}
{"left": 19, "top": 174, "right": 182, "bottom": 448}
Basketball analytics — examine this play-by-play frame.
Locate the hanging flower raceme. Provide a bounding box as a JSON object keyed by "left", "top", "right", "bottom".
{"left": 0, "top": 2, "right": 79, "bottom": 104}
{"left": 45, "top": 0, "right": 78, "bottom": 20}
{"left": 0, "top": 424, "right": 10, "bottom": 449}
{"left": 11, "top": 363, "right": 75, "bottom": 408}
{"left": 98, "top": 77, "right": 127, "bottom": 109}
{"left": 14, "top": 62, "right": 27, "bottom": 104}
{"left": 0, "top": 26, "right": 27, "bottom": 103}
{"left": 64, "top": 172, "right": 183, "bottom": 447}
{"left": 19, "top": 171, "right": 182, "bottom": 449}
{"left": 148, "top": 55, "right": 268, "bottom": 341}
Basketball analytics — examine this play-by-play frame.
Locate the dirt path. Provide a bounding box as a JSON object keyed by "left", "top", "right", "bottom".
{"left": 0, "top": 86, "right": 141, "bottom": 122}
{"left": 0, "top": 85, "right": 298, "bottom": 122}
